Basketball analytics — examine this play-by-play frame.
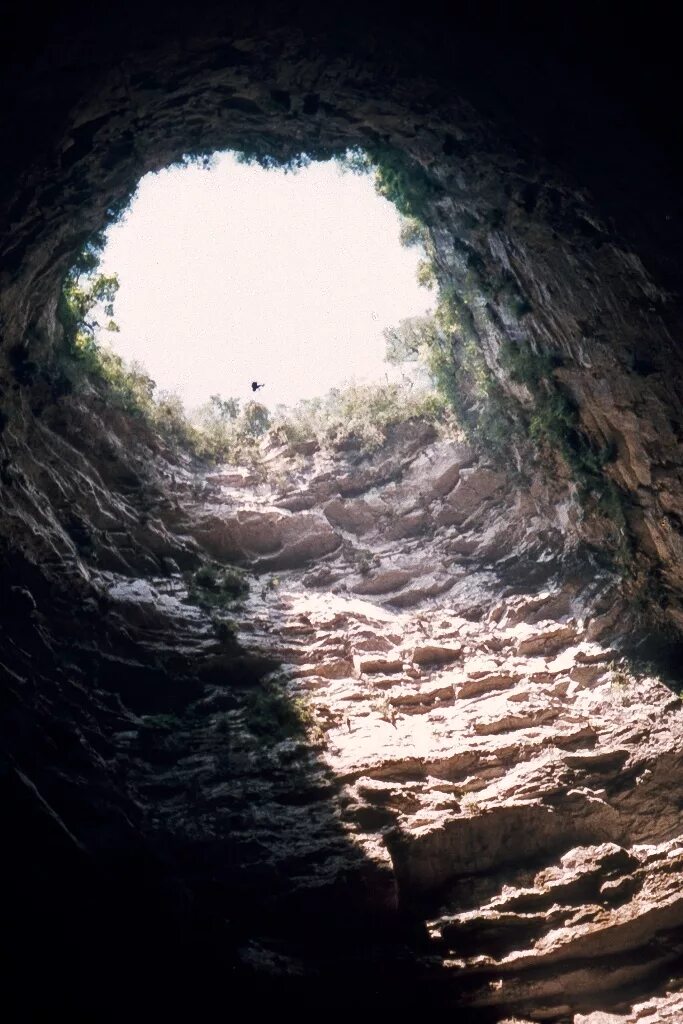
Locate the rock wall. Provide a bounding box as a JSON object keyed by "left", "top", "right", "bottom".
{"left": 3, "top": 388, "right": 681, "bottom": 1019}
{"left": 1, "top": 5, "right": 683, "bottom": 1019}
{"left": 2, "top": 4, "right": 683, "bottom": 614}
{"left": 190, "top": 429, "right": 683, "bottom": 1021}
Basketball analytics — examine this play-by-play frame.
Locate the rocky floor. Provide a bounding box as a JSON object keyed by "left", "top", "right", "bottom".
{"left": 87, "top": 425, "right": 683, "bottom": 1021}
{"left": 2, "top": 403, "right": 682, "bottom": 1020}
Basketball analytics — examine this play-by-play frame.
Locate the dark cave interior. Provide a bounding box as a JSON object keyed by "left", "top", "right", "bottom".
{"left": 1, "top": 4, "right": 683, "bottom": 1020}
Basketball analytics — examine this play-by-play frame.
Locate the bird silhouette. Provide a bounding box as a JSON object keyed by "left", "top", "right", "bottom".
{"left": 251, "top": 381, "right": 264, "bottom": 392}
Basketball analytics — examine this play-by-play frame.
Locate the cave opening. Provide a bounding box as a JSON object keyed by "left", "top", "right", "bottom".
{"left": 86, "top": 149, "right": 433, "bottom": 410}
{"left": 57, "top": 145, "right": 448, "bottom": 468}
{"left": 2, "top": 6, "right": 683, "bottom": 1021}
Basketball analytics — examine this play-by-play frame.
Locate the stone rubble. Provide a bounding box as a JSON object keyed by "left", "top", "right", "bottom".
{"left": 2, "top": 395, "right": 682, "bottom": 1019}
{"left": 120, "top": 426, "right": 682, "bottom": 1021}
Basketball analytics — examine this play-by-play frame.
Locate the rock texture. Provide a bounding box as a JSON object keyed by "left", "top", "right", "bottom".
{"left": 2, "top": 3, "right": 683, "bottom": 618}
{"left": 4, "top": 392, "right": 679, "bottom": 1019}
{"left": 194, "top": 434, "right": 683, "bottom": 1020}
{"left": 2, "top": 5, "right": 683, "bottom": 1019}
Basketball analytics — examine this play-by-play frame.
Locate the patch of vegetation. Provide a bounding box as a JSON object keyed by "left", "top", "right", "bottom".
{"left": 459, "top": 792, "right": 481, "bottom": 812}
{"left": 186, "top": 564, "right": 250, "bottom": 609}
{"left": 385, "top": 282, "right": 522, "bottom": 456}
{"left": 231, "top": 141, "right": 443, "bottom": 224}
{"left": 211, "top": 616, "right": 239, "bottom": 645}
{"left": 236, "top": 148, "right": 318, "bottom": 173}
{"left": 384, "top": 250, "right": 631, "bottom": 560}
{"left": 346, "top": 546, "right": 380, "bottom": 576}
{"left": 55, "top": 231, "right": 203, "bottom": 450}
{"left": 399, "top": 216, "right": 431, "bottom": 249}
{"left": 57, "top": 196, "right": 451, "bottom": 469}
{"left": 498, "top": 339, "right": 631, "bottom": 558}
{"left": 58, "top": 244, "right": 119, "bottom": 343}
{"left": 494, "top": 271, "right": 533, "bottom": 319}
{"left": 608, "top": 660, "right": 633, "bottom": 688}
{"left": 55, "top": 232, "right": 277, "bottom": 462}
{"left": 260, "top": 576, "right": 281, "bottom": 599}
{"left": 271, "top": 381, "right": 449, "bottom": 454}
{"left": 242, "top": 677, "right": 317, "bottom": 743}
{"left": 338, "top": 145, "right": 443, "bottom": 221}
{"left": 608, "top": 659, "right": 638, "bottom": 704}
{"left": 191, "top": 394, "right": 271, "bottom": 465}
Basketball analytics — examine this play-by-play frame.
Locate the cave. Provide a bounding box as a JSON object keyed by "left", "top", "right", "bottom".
{"left": 2, "top": 5, "right": 683, "bottom": 1021}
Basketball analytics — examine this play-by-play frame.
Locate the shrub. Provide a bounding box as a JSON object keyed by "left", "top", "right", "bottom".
{"left": 336, "top": 145, "right": 442, "bottom": 220}
{"left": 271, "top": 381, "right": 449, "bottom": 454}
{"left": 242, "top": 678, "right": 311, "bottom": 742}
{"left": 186, "top": 564, "right": 250, "bottom": 609}
{"left": 192, "top": 396, "right": 271, "bottom": 465}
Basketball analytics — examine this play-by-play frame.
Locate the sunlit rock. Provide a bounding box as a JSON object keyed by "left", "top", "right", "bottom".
{"left": 2, "top": 5, "right": 683, "bottom": 1017}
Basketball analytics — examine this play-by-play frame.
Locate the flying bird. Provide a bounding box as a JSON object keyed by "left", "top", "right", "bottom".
{"left": 251, "top": 381, "right": 264, "bottom": 392}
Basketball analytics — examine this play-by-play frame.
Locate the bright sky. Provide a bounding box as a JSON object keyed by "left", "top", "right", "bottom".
{"left": 97, "top": 151, "right": 432, "bottom": 412}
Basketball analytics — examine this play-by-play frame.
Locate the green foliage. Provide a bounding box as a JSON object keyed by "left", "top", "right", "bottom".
{"left": 242, "top": 678, "right": 313, "bottom": 742}
{"left": 383, "top": 315, "right": 442, "bottom": 365}
{"left": 191, "top": 396, "right": 271, "bottom": 464}
{"left": 372, "top": 150, "right": 441, "bottom": 220}
{"left": 272, "top": 381, "right": 448, "bottom": 453}
{"left": 260, "top": 575, "right": 281, "bottom": 599}
{"left": 500, "top": 340, "right": 618, "bottom": 482}
{"left": 498, "top": 338, "right": 631, "bottom": 557}
{"left": 58, "top": 266, "right": 120, "bottom": 350}
{"left": 353, "top": 548, "right": 379, "bottom": 575}
{"left": 387, "top": 285, "right": 520, "bottom": 456}
{"left": 57, "top": 235, "right": 446, "bottom": 467}
{"left": 169, "top": 151, "right": 218, "bottom": 172}
{"left": 398, "top": 216, "right": 430, "bottom": 249}
{"left": 235, "top": 147, "right": 315, "bottom": 173}
{"left": 416, "top": 259, "right": 437, "bottom": 289}
{"left": 335, "top": 147, "right": 373, "bottom": 176}
{"left": 57, "top": 239, "right": 271, "bottom": 460}
{"left": 495, "top": 273, "right": 533, "bottom": 319}
{"left": 337, "top": 145, "right": 441, "bottom": 220}
{"left": 186, "top": 564, "right": 250, "bottom": 609}
{"left": 500, "top": 341, "right": 555, "bottom": 390}
{"left": 212, "top": 617, "right": 239, "bottom": 645}
{"left": 208, "top": 394, "right": 240, "bottom": 420}
{"left": 384, "top": 268, "right": 629, "bottom": 559}
{"left": 56, "top": 237, "right": 203, "bottom": 450}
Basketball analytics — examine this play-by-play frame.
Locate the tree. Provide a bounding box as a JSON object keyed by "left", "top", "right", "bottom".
{"left": 242, "top": 401, "right": 271, "bottom": 437}
{"left": 383, "top": 314, "right": 442, "bottom": 366}
{"left": 398, "top": 216, "right": 429, "bottom": 249}
{"left": 209, "top": 394, "right": 240, "bottom": 420}
{"left": 59, "top": 268, "right": 120, "bottom": 350}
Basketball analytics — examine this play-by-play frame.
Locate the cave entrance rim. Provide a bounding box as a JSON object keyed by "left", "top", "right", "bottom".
{"left": 75, "top": 147, "right": 435, "bottom": 419}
